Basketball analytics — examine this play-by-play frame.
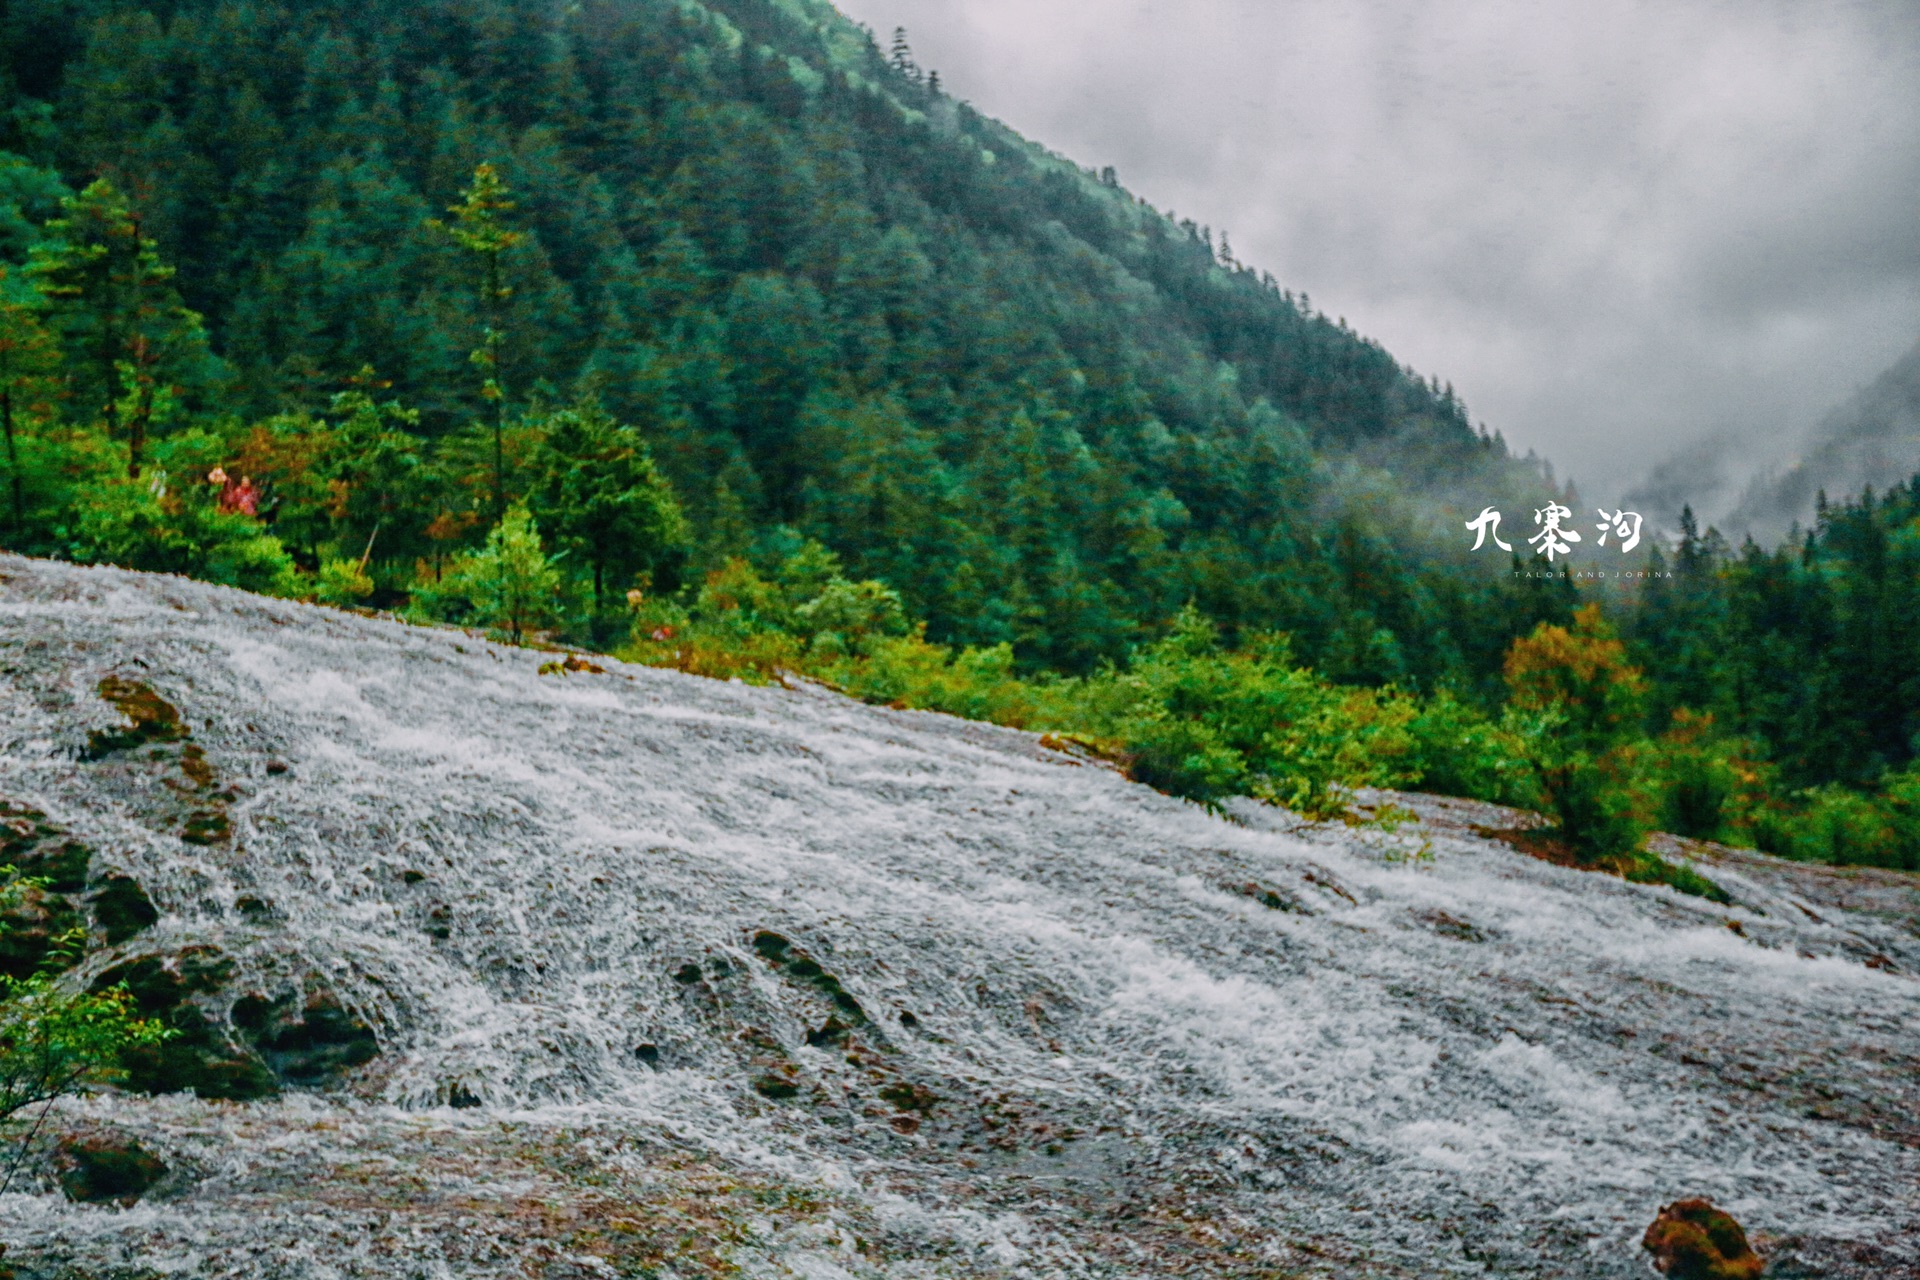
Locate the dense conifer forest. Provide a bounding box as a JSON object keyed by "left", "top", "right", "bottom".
{"left": 0, "top": 0, "right": 1915, "bottom": 868}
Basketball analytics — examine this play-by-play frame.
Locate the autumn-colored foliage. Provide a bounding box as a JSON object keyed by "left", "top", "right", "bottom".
{"left": 1503, "top": 604, "right": 1646, "bottom": 749}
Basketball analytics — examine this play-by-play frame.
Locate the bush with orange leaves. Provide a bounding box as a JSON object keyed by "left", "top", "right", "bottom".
{"left": 1502, "top": 606, "right": 1654, "bottom": 864}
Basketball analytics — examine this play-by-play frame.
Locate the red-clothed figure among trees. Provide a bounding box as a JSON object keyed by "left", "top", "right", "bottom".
{"left": 207, "top": 467, "right": 259, "bottom": 516}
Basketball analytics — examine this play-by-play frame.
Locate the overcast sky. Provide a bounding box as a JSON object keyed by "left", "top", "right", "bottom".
{"left": 832, "top": 0, "right": 1920, "bottom": 510}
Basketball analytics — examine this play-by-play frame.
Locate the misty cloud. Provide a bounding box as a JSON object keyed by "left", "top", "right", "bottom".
{"left": 833, "top": 0, "right": 1920, "bottom": 517}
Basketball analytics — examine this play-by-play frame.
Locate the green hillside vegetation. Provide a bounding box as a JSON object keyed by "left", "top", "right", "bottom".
{"left": 0, "top": 0, "right": 1569, "bottom": 686}
{"left": 0, "top": 0, "right": 1915, "bottom": 873}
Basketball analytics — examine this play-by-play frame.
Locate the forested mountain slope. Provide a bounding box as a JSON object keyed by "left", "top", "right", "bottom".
{"left": 0, "top": 0, "right": 1555, "bottom": 682}
{"left": 1729, "top": 337, "right": 1920, "bottom": 542}
{"left": 1, "top": 557, "right": 1914, "bottom": 1277}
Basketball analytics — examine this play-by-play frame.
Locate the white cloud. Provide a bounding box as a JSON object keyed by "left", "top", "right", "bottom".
{"left": 833, "top": 0, "right": 1920, "bottom": 506}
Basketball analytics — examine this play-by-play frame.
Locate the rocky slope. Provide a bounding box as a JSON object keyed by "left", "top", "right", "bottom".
{"left": 0, "top": 555, "right": 1914, "bottom": 1278}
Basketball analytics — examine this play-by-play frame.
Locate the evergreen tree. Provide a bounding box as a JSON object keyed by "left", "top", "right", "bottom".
{"left": 529, "top": 403, "right": 688, "bottom": 610}
{"left": 447, "top": 502, "right": 563, "bottom": 644}
{"left": 318, "top": 389, "right": 429, "bottom": 576}
{"left": 434, "top": 164, "right": 524, "bottom": 523}
{"left": 889, "top": 27, "right": 917, "bottom": 80}
{"left": 27, "top": 180, "right": 207, "bottom": 478}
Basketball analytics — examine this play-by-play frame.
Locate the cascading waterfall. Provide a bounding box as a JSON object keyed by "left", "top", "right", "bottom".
{"left": 0, "top": 556, "right": 1913, "bottom": 1277}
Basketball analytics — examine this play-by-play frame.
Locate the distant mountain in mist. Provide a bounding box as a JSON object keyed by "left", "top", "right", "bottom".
{"left": 1727, "top": 339, "right": 1920, "bottom": 541}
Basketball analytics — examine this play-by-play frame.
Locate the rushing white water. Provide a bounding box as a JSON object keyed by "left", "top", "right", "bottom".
{"left": 0, "top": 555, "right": 1914, "bottom": 1277}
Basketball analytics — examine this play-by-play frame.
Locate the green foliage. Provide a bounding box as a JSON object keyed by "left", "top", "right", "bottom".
{"left": 1637, "top": 710, "right": 1769, "bottom": 844}
{"left": 1757, "top": 780, "right": 1918, "bottom": 871}
{"left": 1531, "top": 745, "right": 1654, "bottom": 866}
{"left": 824, "top": 632, "right": 1064, "bottom": 727}
{"left": 27, "top": 178, "right": 210, "bottom": 477}
{"left": 1402, "top": 690, "right": 1536, "bottom": 807}
{"left": 0, "top": 856, "right": 174, "bottom": 1189}
{"left": 1078, "top": 610, "right": 1420, "bottom": 816}
{"left": 442, "top": 502, "right": 564, "bottom": 644}
{"left": 0, "top": 975, "right": 171, "bottom": 1125}
{"left": 433, "top": 163, "right": 527, "bottom": 522}
{"left": 65, "top": 471, "right": 303, "bottom": 597}
{"left": 793, "top": 578, "right": 908, "bottom": 647}
{"left": 0, "top": 271, "right": 62, "bottom": 534}
{"left": 314, "top": 557, "right": 373, "bottom": 606}
{"left": 528, "top": 403, "right": 688, "bottom": 610}
{"left": 1500, "top": 608, "right": 1656, "bottom": 862}
{"left": 1503, "top": 605, "right": 1646, "bottom": 751}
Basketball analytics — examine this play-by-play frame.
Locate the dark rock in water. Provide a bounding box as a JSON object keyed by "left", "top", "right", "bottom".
{"left": 804, "top": 1015, "right": 853, "bottom": 1046}
{"left": 445, "top": 1082, "right": 483, "bottom": 1109}
{"left": 0, "top": 878, "right": 82, "bottom": 980}
{"left": 53, "top": 1134, "right": 167, "bottom": 1204}
{"left": 94, "top": 948, "right": 278, "bottom": 1101}
{"left": 232, "top": 989, "right": 379, "bottom": 1088}
{"left": 91, "top": 874, "right": 159, "bottom": 944}
{"left": 1643, "top": 1199, "right": 1764, "bottom": 1278}
{"left": 1414, "top": 907, "right": 1487, "bottom": 942}
{"left": 0, "top": 802, "right": 90, "bottom": 893}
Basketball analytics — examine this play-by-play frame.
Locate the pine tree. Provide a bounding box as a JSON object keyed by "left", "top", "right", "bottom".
{"left": 447, "top": 502, "right": 562, "bottom": 644}
{"left": 27, "top": 180, "right": 205, "bottom": 478}
{"left": 890, "top": 27, "right": 919, "bottom": 81}
{"left": 530, "top": 403, "right": 688, "bottom": 610}
{"left": 434, "top": 164, "right": 525, "bottom": 524}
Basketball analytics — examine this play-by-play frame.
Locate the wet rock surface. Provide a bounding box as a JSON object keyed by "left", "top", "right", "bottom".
{"left": 50, "top": 1133, "right": 167, "bottom": 1206}
{"left": 1642, "top": 1197, "right": 1764, "bottom": 1278}
{"left": 0, "top": 556, "right": 1915, "bottom": 1277}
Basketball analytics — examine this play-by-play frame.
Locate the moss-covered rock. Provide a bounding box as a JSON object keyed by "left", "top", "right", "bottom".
{"left": 53, "top": 1133, "right": 167, "bottom": 1205}
{"left": 751, "top": 930, "right": 869, "bottom": 1024}
{"left": 1642, "top": 1198, "right": 1764, "bottom": 1279}
{"left": 93, "top": 949, "right": 278, "bottom": 1101}
{"left": 232, "top": 989, "right": 379, "bottom": 1088}
{"left": 0, "top": 803, "right": 91, "bottom": 893}
{"left": 91, "top": 875, "right": 159, "bottom": 945}
{"left": 0, "top": 879, "right": 83, "bottom": 979}
{"left": 82, "top": 677, "right": 188, "bottom": 759}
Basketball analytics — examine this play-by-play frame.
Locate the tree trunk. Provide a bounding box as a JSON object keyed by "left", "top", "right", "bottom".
{"left": 123, "top": 335, "right": 152, "bottom": 480}
{"left": 127, "top": 383, "right": 151, "bottom": 480}
{"left": 2, "top": 387, "right": 19, "bottom": 533}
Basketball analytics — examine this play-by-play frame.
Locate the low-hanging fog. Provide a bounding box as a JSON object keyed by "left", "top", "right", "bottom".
{"left": 833, "top": 0, "right": 1920, "bottom": 528}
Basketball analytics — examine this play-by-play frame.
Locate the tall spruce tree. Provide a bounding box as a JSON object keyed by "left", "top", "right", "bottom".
{"left": 27, "top": 179, "right": 204, "bottom": 478}
{"left": 434, "top": 164, "right": 524, "bottom": 524}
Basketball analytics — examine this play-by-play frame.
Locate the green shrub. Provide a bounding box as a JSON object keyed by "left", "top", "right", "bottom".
{"left": 794, "top": 578, "right": 909, "bottom": 649}
{"left": 0, "top": 976, "right": 171, "bottom": 1126}
{"left": 65, "top": 473, "right": 302, "bottom": 597}
{"left": 821, "top": 631, "right": 1067, "bottom": 726}
{"left": 440, "top": 503, "right": 566, "bottom": 644}
{"left": 1076, "top": 610, "right": 1418, "bottom": 816}
{"left": 314, "top": 557, "right": 374, "bottom": 606}
{"left": 1519, "top": 718, "right": 1652, "bottom": 864}
{"left": 1403, "top": 689, "right": 1535, "bottom": 806}
{"left": 1763, "top": 783, "right": 1906, "bottom": 868}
